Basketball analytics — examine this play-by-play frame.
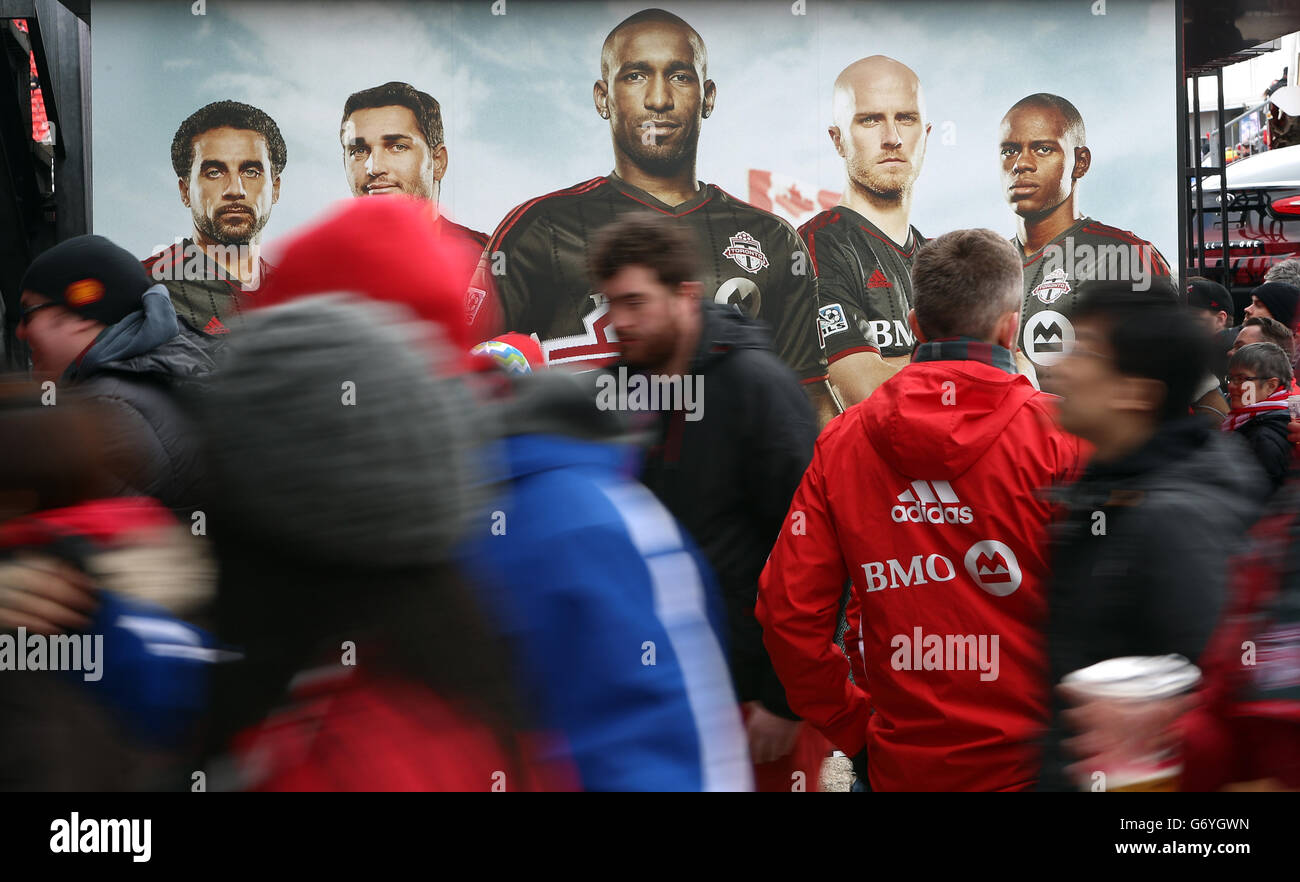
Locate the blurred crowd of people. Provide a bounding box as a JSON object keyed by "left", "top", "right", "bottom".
{"left": 2, "top": 200, "right": 1299, "bottom": 791}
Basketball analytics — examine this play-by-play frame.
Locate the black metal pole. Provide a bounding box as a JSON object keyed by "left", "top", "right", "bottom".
{"left": 1193, "top": 74, "right": 1206, "bottom": 277}
{"left": 1177, "top": 0, "right": 1190, "bottom": 288}
{"left": 1217, "top": 67, "right": 1230, "bottom": 292}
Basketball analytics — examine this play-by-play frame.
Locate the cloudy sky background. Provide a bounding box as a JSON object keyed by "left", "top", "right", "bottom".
{"left": 92, "top": 0, "right": 1178, "bottom": 263}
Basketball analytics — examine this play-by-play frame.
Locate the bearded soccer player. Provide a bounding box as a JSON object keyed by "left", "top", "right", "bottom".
{"left": 471, "top": 8, "right": 832, "bottom": 422}
{"left": 144, "top": 100, "right": 285, "bottom": 336}
{"left": 800, "top": 56, "right": 929, "bottom": 409}
{"left": 341, "top": 82, "right": 498, "bottom": 341}
{"left": 999, "top": 93, "right": 1171, "bottom": 390}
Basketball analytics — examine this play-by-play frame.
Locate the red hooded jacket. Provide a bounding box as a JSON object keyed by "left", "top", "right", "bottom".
{"left": 757, "top": 345, "right": 1082, "bottom": 791}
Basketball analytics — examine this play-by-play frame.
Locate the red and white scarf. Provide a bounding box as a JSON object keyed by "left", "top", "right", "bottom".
{"left": 1221, "top": 385, "right": 1292, "bottom": 432}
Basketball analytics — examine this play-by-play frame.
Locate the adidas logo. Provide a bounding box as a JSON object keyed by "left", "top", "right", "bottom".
{"left": 891, "top": 480, "right": 973, "bottom": 525}
{"left": 203, "top": 316, "right": 230, "bottom": 335}
{"left": 867, "top": 269, "right": 891, "bottom": 289}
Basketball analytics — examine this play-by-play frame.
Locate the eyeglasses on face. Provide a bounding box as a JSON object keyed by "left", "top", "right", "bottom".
{"left": 18, "top": 301, "right": 59, "bottom": 325}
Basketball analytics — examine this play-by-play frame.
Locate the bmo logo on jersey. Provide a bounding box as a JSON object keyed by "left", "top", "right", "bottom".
{"left": 860, "top": 318, "right": 915, "bottom": 351}
{"left": 861, "top": 540, "right": 1022, "bottom": 596}
{"left": 891, "top": 479, "right": 972, "bottom": 525}
{"left": 715, "top": 277, "right": 762, "bottom": 319}
{"left": 964, "top": 540, "right": 1022, "bottom": 596}
{"left": 862, "top": 553, "right": 957, "bottom": 592}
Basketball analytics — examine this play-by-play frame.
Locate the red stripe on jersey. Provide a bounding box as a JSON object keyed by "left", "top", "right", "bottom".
{"left": 857, "top": 224, "right": 917, "bottom": 258}
{"left": 617, "top": 187, "right": 715, "bottom": 217}
{"left": 828, "top": 344, "right": 881, "bottom": 364}
{"left": 798, "top": 373, "right": 829, "bottom": 385}
{"left": 1080, "top": 221, "right": 1150, "bottom": 248}
{"left": 1081, "top": 223, "right": 1172, "bottom": 276}
{"left": 141, "top": 242, "right": 181, "bottom": 272}
{"left": 798, "top": 210, "right": 841, "bottom": 275}
{"left": 488, "top": 177, "right": 608, "bottom": 251}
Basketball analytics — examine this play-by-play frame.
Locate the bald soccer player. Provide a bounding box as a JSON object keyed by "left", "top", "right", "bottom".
{"left": 999, "top": 93, "right": 1171, "bottom": 391}
{"left": 800, "top": 56, "right": 931, "bottom": 408}
{"left": 471, "top": 7, "right": 833, "bottom": 423}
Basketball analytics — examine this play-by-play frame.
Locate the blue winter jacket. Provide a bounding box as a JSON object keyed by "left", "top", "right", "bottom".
{"left": 464, "top": 422, "right": 752, "bottom": 792}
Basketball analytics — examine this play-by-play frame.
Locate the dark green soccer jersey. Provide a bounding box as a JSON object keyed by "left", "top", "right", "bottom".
{"left": 1015, "top": 217, "right": 1172, "bottom": 369}
{"left": 799, "top": 207, "right": 925, "bottom": 362}
{"left": 471, "top": 173, "right": 826, "bottom": 381}
{"left": 141, "top": 239, "right": 272, "bottom": 337}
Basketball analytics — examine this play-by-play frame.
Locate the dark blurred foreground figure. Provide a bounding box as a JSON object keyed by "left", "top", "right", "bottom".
{"left": 1061, "top": 470, "right": 1300, "bottom": 791}
{"left": 17, "top": 235, "right": 217, "bottom": 513}
{"left": 1224, "top": 342, "right": 1294, "bottom": 494}
{"left": 0, "top": 387, "right": 216, "bottom": 790}
{"left": 197, "top": 296, "right": 564, "bottom": 791}
{"left": 758, "top": 230, "right": 1082, "bottom": 791}
{"left": 1041, "top": 286, "right": 1267, "bottom": 790}
{"left": 591, "top": 213, "right": 825, "bottom": 790}
{"left": 255, "top": 198, "right": 750, "bottom": 791}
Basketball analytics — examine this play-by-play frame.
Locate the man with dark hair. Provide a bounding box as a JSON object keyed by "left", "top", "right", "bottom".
{"left": 591, "top": 212, "right": 825, "bottom": 790}
{"left": 1224, "top": 342, "right": 1294, "bottom": 493}
{"left": 1230, "top": 315, "right": 1295, "bottom": 361}
{"left": 472, "top": 8, "right": 831, "bottom": 423}
{"left": 758, "top": 229, "right": 1082, "bottom": 791}
{"left": 800, "top": 56, "right": 931, "bottom": 409}
{"left": 340, "top": 81, "right": 496, "bottom": 343}
{"left": 1186, "top": 277, "right": 1234, "bottom": 333}
{"left": 998, "top": 93, "right": 1172, "bottom": 391}
{"left": 1243, "top": 281, "right": 1300, "bottom": 329}
{"left": 1041, "top": 289, "right": 1266, "bottom": 790}
{"left": 145, "top": 100, "right": 286, "bottom": 336}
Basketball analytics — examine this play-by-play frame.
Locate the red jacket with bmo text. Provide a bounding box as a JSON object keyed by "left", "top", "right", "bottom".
{"left": 757, "top": 340, "right": 1082, "bottom": 791}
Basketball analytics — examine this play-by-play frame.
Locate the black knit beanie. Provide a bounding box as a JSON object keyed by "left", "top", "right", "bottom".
{"left": 19, "top": 235, "right": 152, "bottom": 326}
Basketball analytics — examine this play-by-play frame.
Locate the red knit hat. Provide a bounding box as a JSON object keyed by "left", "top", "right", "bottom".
{"left": 253, "top": 196, "right": 484, "bottom": 361}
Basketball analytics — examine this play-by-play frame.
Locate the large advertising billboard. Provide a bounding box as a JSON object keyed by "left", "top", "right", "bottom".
{"left": 91, "top": 0, "right": 1179, "bottom": 377}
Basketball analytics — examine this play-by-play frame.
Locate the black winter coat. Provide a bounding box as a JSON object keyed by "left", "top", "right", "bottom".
{"left": 1235, "top": 411, "right": 1293, "bottom": 494}
{"left": 628, "top": 303, "right": 818, "bottom": 719}
{"left": 70, "top": 324, "right": 219, "bottom": 513}
{"left": 1038, "top": 417, "right": 1266, "bottom": 790}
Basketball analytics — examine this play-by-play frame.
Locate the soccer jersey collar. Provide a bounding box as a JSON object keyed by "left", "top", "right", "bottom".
{"left": 834, "top": 205, "right": 919, "bottom": 254}
{"left": 1015, "top": 216, "right": 1094, "bottom": 263}
{"left": 606, "top": 172, "right": 713, "bottom": 216}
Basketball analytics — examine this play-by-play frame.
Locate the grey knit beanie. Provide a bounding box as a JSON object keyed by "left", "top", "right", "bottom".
{"left": 197, "top": 294, "right": 488, "bottom": 567}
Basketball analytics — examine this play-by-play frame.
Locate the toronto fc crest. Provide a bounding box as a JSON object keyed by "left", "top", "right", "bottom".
{"left": 722, "top": 231, "right": 769, "bottom": 274}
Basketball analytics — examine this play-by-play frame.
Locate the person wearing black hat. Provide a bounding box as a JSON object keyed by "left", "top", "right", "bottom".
{"left": 1186, "top": 277, "right": 1234, "bottom": 333}
{"left": 1186, "top": 276, "right": 1238, "bottom": 406}
{"left": 16, "top": 235, "right": 217, "bottom": 512}
{"left": 1244, "top": 281, "right": 1300, "bottom": 330}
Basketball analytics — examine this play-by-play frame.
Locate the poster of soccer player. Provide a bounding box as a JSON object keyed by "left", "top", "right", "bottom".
{"left": 91, "top": 0, "right": 1178, "bottom": 390}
